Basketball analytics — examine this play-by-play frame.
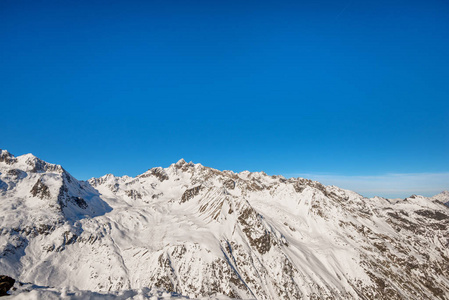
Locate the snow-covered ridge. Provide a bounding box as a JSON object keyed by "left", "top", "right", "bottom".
{"left": 432, "top": 190, "right": 449, "bottom": 207}
{"left": 1, "top": 149, "right": 449, "bottom": 299}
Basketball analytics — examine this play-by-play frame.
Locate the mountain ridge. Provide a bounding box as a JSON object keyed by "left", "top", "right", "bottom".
{"left": 1, "top": 149, "right": 448, "bottom": 299}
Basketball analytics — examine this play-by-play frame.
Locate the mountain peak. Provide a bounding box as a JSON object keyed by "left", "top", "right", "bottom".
{"left": 19, "top": 153, "right": 63, "bottom": 173}
{"left": 432, "top": 190, "right": 449, "bottom": 206}
{"left": 175, "top": 158, "right": 187, "bottom": 166}
{"left": 3, "top": 150, "right": 449, "bottom": 299}
{"left": 0, "top": 149, "right": 12, "bottom": 156}
{"left": 0, "top": 149, "right": 18, "bottom": 164}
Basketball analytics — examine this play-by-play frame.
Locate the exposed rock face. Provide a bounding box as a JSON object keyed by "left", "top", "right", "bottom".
{"left": 0, "top": 275, "right": 15, "bottom": 296}
{"left": 57, "top": 181, "right": 88, "bottom": 209}
{"left": 138, "top": 167, "right": 169, "bottom": 182}
{"left": 6, "top": 169, "right": 26, "bottom": 178}
{"left": 30, "top": 177, "right": 51, "bottom": 199}
{"left": 223, "top": 179, "right": 235, "bottom": 190}
{"left": 0, "top": 150, "right": 17, "bottom": 165}
{"left": 23, "top": 154, "right": 63, "bottom": 173}
{"left": 237, "top": 207, "right": 272, "bottom": 255}
{"left": 180, "top": 185, "right": 202, "bottom": 203}
{"left": 1, "top": 151, "right": 449, "bottom": 299}
{"left": 126, "top": 189, "right": 142, "bottom": 200}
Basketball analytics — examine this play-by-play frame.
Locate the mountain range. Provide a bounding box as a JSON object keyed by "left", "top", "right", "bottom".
{"left": 0, "top": 149, "right": 448, "bottom": 299}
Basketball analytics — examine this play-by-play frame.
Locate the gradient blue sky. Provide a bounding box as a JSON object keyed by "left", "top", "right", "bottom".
{"left": 1, "top": 0, "right": 448, "bottom": 197}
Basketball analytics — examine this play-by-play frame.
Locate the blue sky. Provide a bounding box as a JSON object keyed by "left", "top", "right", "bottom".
{"left": 1, "top": 0, "right": 448, "bottom": 197}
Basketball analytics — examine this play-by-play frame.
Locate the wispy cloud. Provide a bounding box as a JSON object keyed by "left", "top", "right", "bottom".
{"left": 285, "top": 172, "right": 449, "bottom": 199}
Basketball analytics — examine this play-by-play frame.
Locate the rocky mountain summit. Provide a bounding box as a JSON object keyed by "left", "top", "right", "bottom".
{"left": 1, "top": 150, "right": 448, "bottom": 299}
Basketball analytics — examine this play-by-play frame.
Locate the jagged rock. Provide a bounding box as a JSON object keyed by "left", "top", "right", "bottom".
{"left": 223, "top": 179, "right": 235, "bottom": 190}
{"left": 126, "top": 189, "right": 142, "bottom": 200}
{"left": 0, "top": 150, "right": 17, "bottom": 165}
{"left": 6, "top": 169, "right": 25, "bottom": 177}
{"left": 415, "top": 209, "right": 449, "bottom": 220}
{"left": 25, "top": 155, "right": 63, "bottom": 173}
{"left": 0, "top": 275, "right": 15, "bottom": 296}
{"left": 238, "top": 207, "right": 272, "bottom": 254}
{"left": 30, "top": 177, "right": 51, "bottom": 199}
{"left": 55, "top": 181, "right": 88, "bottom": 209}
{"left": 70, "top": 196, "right": 88, "bottom": 209}
{"left": 138, "top": 167, "right": 169, "bottom": 182}
{"left": 180, "top": 185, "right": 202, "bottom": 203}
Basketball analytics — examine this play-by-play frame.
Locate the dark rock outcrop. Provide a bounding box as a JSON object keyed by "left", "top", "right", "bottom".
{"left": 180, "top": 185, "right": 202, "bottom": 203}
{"left": 57, "top": 183, "right": 88, "bottom": 209}
{"left": 0, "top": 275, "right": 15, "bottom": 296}
{"left": 30, "top": 177, "right": 51, "bottom": 199}
{"left": 0, "top": 150, "right": 17, "bottom": 165}
{"left": 138, "top": 167, "right": 169, "bottom": 182}
{"left": 25, "top": 155, "right": 62, "bottom": 173}
{"left": 223, "top": 179, "right": 235, "bottom": 190}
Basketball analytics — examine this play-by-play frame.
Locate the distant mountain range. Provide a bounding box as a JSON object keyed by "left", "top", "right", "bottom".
{"left": 1, "top": 149, "right": 448, "bottom": 299}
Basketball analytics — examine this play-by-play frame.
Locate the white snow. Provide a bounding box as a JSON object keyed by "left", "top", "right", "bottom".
{"left": 1, "top": 149, "right": 449, "bottom": 299}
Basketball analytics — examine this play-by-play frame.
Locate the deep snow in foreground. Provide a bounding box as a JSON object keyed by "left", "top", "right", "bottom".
{"left": 8, "top": 284, "right": 234, "bottom": 300}
{"left": 9, "top": 285, "right": 186, "bottom": 300}
{"left": 1, "top": 149, "right": 448, "bottom": 299}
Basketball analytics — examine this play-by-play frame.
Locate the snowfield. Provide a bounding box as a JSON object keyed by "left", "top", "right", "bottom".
{"left": 8, "top": 284, "right": 234, "bottom": 300}
{"left": 0, "top": 149, "right": 448, "bottom": 299}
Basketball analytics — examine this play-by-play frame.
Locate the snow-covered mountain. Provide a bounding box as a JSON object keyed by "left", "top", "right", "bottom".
{"left": 432, "top": 190, "right": 449, "bottom": 207}
{"left": 1, "top": 149, "right": 448, "bottom": 299}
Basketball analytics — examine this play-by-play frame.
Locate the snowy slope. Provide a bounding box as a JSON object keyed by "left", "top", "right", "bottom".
{"left": 1, "top": 150, "right": 449, "bottom": 299}
{"left": 432, "top": 190, "right": 449, "bottom": 207}
{"left": 8, "top": 283, "right": 230, "bottom": 300}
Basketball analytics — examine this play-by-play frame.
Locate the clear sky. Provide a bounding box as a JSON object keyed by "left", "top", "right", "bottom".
{"left": 1, "top": 0, "right": 448, "bottom": 198}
